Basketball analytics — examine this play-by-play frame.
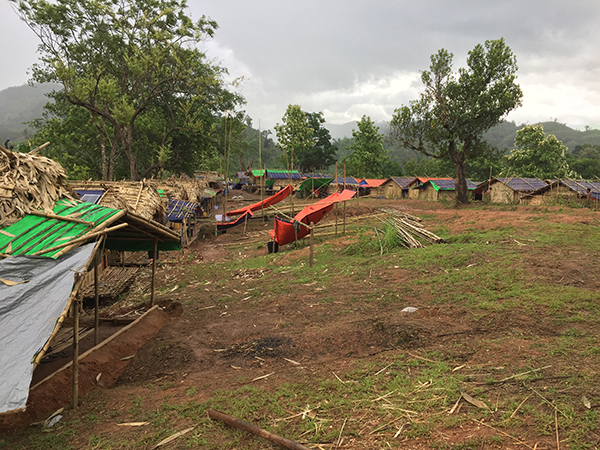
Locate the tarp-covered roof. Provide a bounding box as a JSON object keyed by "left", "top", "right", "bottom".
{"left": 166, "top": 199, "right": 201, "bottom": 222}
{"left": 0, "top": 199, "right": 180, "bottom": 258}
{"left": 75, "top": 189, "right": 104, "bottom": 204}
{"left": 333, "top": 176, "right": 360, "bottom": 185}
{"left": 493, "top": 177, "right": 547, "bottom": 192}
{"left": 384, "top": 177, "right": 418, "bottom": 189}
{"left": 428, "top": 179, "right": 478, "bottom": 191}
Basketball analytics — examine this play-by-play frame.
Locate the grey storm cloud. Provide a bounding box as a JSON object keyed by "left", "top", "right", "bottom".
{"left": 1, "top": 0, "right": 599, "bottom": 130}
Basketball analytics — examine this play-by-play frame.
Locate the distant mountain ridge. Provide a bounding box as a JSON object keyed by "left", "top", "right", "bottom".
{"left": 1, "top": 84, "right": 599, "bottom": 152}
{"left": 326, "top": 119, "right": 600, "bottom": 152}
{"left": 0, "top": 83, "right": 60, "bottom": 143}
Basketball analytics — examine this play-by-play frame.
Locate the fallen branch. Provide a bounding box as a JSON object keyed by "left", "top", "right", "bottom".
{"left": 207, "top": 409, "right": 314, "bottom": 450}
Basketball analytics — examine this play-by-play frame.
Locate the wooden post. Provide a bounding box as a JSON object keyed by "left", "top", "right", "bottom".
{"left": 72, "top": 273, "right": 80, "bottom": 409}
{"left": 309, "top": 222, "right": 314, "bottom": 268}
{"left": 151, "top": 239, "right": 157, "bottom": 306}
{"left": 335, "top": 162, "right": 338, "bottom": 236}
{"left": 356, "top": 185, "right": 360, "bottom": 232}
{"left": 343, "top": 164, "right": 347, "bottom": 234}
{"left": 94, "top": 249, "right": 100, "bottom": 346}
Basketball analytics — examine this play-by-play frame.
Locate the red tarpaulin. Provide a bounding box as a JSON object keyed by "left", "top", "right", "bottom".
{"left": 269, "top": 189, "right": 356, "bottom": 245}
{"left": 226, "top": 185, "right": 293, "bottom": 217}
{"left": 216, "top": 210, "right": 253, "bottom": 230}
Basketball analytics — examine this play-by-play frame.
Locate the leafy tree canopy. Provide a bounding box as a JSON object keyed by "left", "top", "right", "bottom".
{"left": 274, "top": 105, "right": 312, "bottom": 171}
{"left": 342, "top": 115, "right": 401, "bottom": 178}
{"left": 505, "top": 124, "right": 574, "bottom": 179}
{"left": 15, "top": 0, "right": 243, "bottom": 180}
{"left": 389, "top": 38, "right": 523, "bottom": 203}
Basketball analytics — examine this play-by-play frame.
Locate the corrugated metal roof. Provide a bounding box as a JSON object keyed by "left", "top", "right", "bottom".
{"left": 496, "top": 177, "right": 547, "bottom": 191}
{"left": 334, "top": 176, "right": 359, "bottom": 185}
{"left": 267, "top": 169, "right": 302, "bottom": 180}
{"left": 429, "top": 179, "right": 478, "bottom": 191}
{"left": 386, "top": 177, "right": 417, "bottom": 188}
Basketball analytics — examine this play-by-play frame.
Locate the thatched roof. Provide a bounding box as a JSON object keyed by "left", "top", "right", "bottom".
{"left": 0, "top": 145, "right": 77, "bottom": 227}
{"left": 68, "top": 179, "right": 165, "bottom": 222}
{"left": 156, "top": 175, "right": 209, "bottom": 203}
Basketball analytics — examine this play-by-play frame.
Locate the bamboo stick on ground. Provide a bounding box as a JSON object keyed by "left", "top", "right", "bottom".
{"left": 207, "top": 409, "right": 314, "bottom": 450}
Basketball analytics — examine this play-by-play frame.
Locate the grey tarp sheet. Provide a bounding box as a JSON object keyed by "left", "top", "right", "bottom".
{"left": 0, "top": 243, "right": 95, "bottom": 413}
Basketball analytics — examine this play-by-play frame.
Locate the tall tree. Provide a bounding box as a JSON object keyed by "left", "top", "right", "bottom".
{"left": 299, "top": 112, "right": 337, "bottom": 172}
{"left": 506, "top": 124, "right": 573, "bottom": 179}
{"left": 342, "top": 116, "right": 399, "bottom": 178}
{"left": 389, "top": 38, "right": 523, "bottom": 203}
{"left": 15, "top": 0, "right": 242, "bottom": 180}
{"left": 274, "top": 105, "right": 312, "bottom": 172}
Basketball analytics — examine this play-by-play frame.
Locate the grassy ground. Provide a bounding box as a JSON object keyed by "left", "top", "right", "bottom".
{"left": 1, "top": 200, "right": 600, "bottom": 449}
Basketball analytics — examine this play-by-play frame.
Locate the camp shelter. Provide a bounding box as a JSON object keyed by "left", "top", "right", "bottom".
{"left": 520, "top": 179, "right": 600, "bottom": 206}
{"left": 414, "top": 179, "right": 478, "bottom": 201}
{"left": 380, "top": 177, "right": 417, "bottom": 199}
{"left": 406, "top": 178, "right": 453, "bottom": 200}
{"left": 248, "top": 169, "right": 303, "bottom": 192}
{"left": 0, "top": 199, "right": 180, "bottom": 416}
{"left": 165, "top": 198, "right": 203, "bottom": 246}
{"left": 326, "top": 176, "right": 360, "bottom": 194}
{"left": 476, "top": 177, "right": 548, "bottom": 204}
{"left": 296, "top": 177, "right": 333, "bottom": 198}
{"left": 0, "top": 144, "right": 77, "bottom": 227}
{"left": 69, "top": 179, "right": 165, "bottom": 222}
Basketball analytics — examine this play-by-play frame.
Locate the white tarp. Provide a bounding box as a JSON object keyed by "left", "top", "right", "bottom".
{"left": 0, "top": 243, "right": 95, "bottom": 413}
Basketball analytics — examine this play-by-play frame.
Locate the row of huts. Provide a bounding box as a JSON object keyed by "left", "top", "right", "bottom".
{"left": 237, "top": 169, "right": 599, "bottom": 206}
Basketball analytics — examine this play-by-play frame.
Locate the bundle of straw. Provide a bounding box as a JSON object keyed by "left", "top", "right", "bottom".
{"left": 0, "top": 144, "right": 77, "bottom": 226}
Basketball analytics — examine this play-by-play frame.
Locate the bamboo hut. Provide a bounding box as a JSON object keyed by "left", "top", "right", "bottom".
{"left": 520, "top": 179, "right": 600, "bottom": 206}
{"left": 475, "top": 177, "right": 548, "bottom": 204}
{"left": 68, "top": 180, "right": 165, "bottom": 222}
{"left": 416, "top": 179, "right": 478, "bottom": 202}
{"left": 381, "top": 177, "right": 417, "bottom": 199}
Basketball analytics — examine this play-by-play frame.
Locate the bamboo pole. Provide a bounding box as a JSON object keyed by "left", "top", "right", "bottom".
{"left": 27, "top": 211, "right": 94, "bottom": 226}
{"left": 207, "top": 409, "right": 313, "bottom": 450}
{"left": 309, "top": 222, "right": 314, "bottom": 268}
{"left": 151, "top": 239, "right": 158, "bottom": 306}
{"left": 133, "top": 179, "right": 144, "bottom": 212}
{"left": 343, "top": 164, "right": 347, "bottom": 234}
{"left": 94, "top": 249, "right": 100, "bottom": 346}
{"left": 72, "top": 273, "right": 80, "bottom": 409}
{"left": 334, "top": 162, "right": 338, "bottom": 236}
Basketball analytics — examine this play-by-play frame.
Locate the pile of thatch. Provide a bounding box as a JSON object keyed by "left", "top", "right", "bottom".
{"left": 157, "top": 175, "right": 209, "bottom": 203}
{"left": 0, "top": 145, "right": 77, "bottom": 226}
{"left": 69, "top": 179, "right": 165, "bottom": 222}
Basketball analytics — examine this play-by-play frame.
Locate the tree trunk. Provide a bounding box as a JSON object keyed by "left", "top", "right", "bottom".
{"left": 119, "top": 126, "right": 138, "bottom": 180}
{"left": 454, "top": 157, "right": 469, "bottom": 205}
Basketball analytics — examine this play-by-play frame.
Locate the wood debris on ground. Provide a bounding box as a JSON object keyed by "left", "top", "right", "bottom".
{"left": 378, "top": 208, "right": 445, "bottom": 249}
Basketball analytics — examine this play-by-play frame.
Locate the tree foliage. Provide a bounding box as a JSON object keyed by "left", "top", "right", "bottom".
{"left": 342, "top": 115, "right": 400, "bottom": 178}
{"left": 505, "top": 124, "right": 573, "bottom": 179}
{"left": 274, "top": 105, "right": 312, "bottom": 171}
{"left": 16, "top": 0, "right": 243, "bottom": 180}
{"left": 389, "top": 38, "right": 523, "bottom": 203}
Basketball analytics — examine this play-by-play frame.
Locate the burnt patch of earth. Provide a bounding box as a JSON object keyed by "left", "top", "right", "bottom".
{"left": 222, "top": 336, "right": 293, "bottom": 359}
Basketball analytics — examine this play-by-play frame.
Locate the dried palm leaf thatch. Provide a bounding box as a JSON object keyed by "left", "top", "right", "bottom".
{"left": 0, "top": 144, "right": 77, "bottom": 226}
{"left": 68, "top": 179, "right": 165, "bottom": 222}
{"left": 157, "top": 175, "right": 209, "bottom": 203}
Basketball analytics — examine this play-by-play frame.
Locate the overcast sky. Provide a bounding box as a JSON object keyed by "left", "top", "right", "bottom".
{"left": 1, "top": 0, "right": 599, "bottom": 131}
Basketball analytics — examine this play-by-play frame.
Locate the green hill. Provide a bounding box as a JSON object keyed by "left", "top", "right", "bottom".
{"left": 0, "top": 83, "right": 58, "bottom": 144}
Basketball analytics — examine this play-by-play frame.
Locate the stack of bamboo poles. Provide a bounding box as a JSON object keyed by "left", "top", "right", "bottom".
{"left": 378, "top": 208, "right": 445, "bottom": 249}
{"left": 0, "top": 144, "right": 77, "bottom": 226}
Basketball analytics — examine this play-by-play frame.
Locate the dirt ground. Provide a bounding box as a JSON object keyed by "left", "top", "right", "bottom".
{"left": 2, "top": 195, "right": 600, "bottom": 448}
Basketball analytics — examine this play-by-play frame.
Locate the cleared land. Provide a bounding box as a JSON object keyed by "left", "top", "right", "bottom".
{"left": 2, "top": 198, "right": 600, "bottom": 449}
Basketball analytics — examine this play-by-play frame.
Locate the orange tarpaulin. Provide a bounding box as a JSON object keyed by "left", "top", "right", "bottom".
{"left": 269, "top": 189, "right": 356, "bottom": 245}
{"left": 226, "top": 185, "right": 293, "bottom": 217}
